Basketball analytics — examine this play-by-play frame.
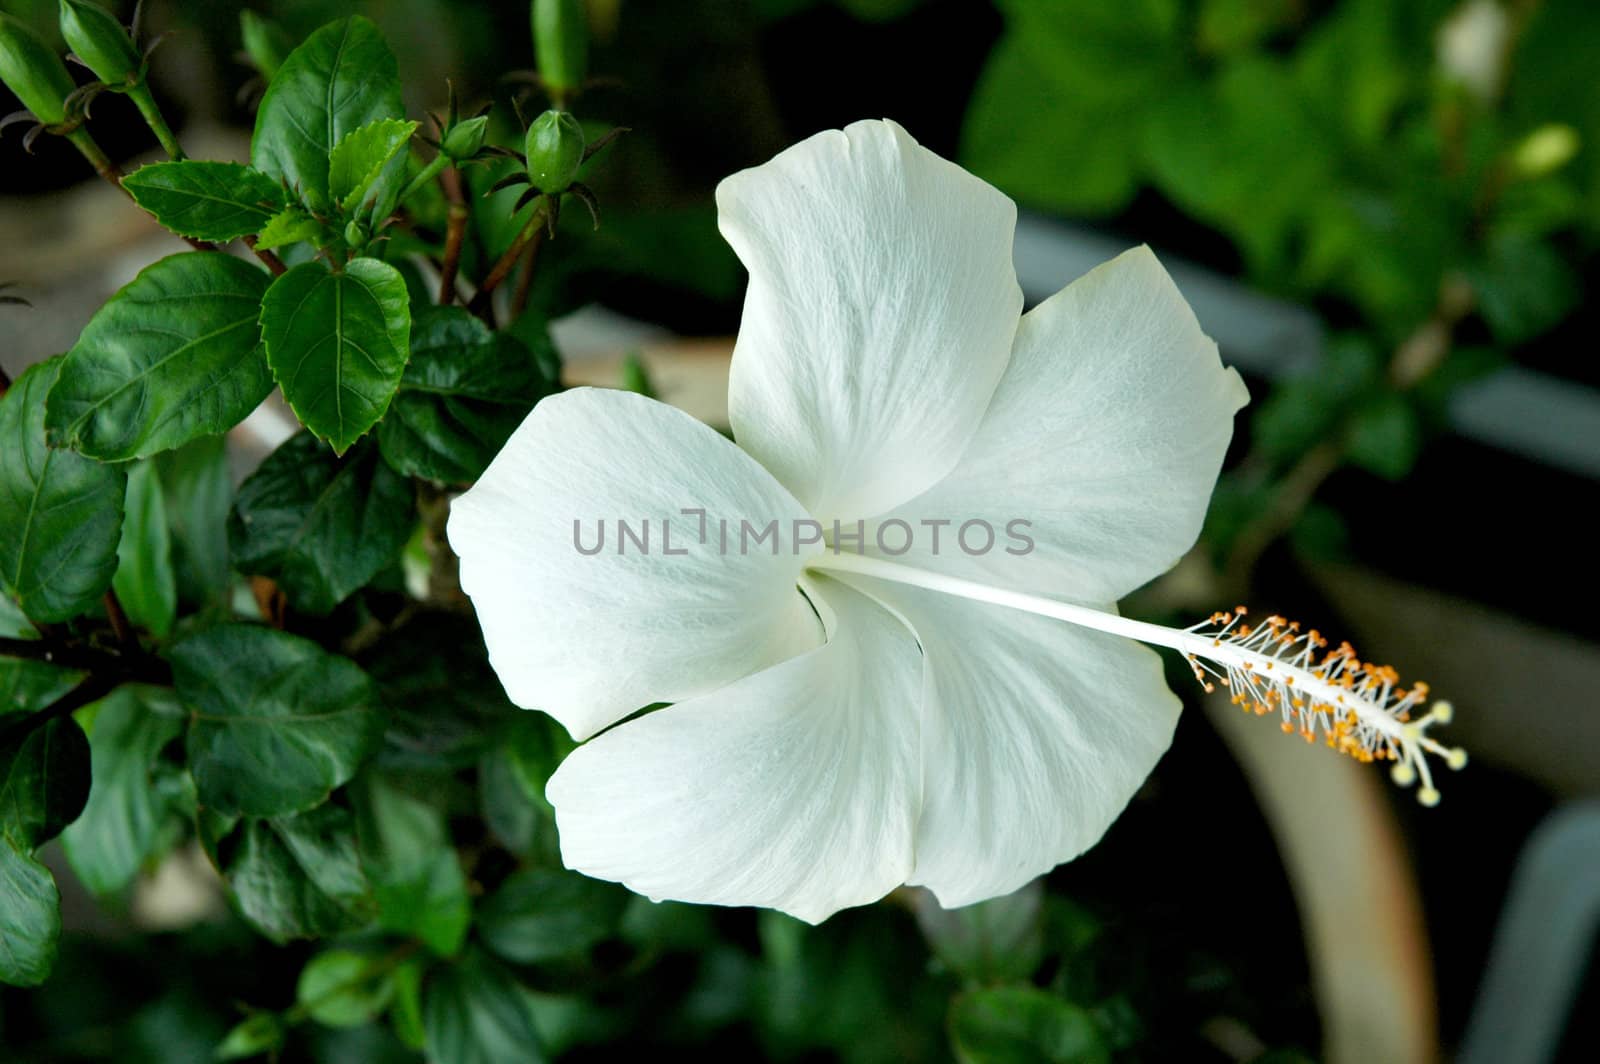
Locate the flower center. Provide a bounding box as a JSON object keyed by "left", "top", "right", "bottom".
{"left": 805, "top": 552, "right": 1465, "bottom": 805}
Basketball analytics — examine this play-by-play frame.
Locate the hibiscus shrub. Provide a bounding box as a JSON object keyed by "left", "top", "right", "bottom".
{"left": 0, "top": 5, "right": 624, "bottom": 1057}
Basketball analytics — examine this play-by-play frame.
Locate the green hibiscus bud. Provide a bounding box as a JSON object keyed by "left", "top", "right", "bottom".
{"left": 441, "top": 113, "right": 489, "bottom": 162}
{"left": 344, "top": 219, "right": 369, "bottom": 251}
{"left": 59, "top": 0, "right": 142, "bottom": 88}
{"left": 531, "top": 0, "right": 587, "bottom": 103}
{"left": 525, "top": 109, "right": 585, "bottom": 193}
{"left": 239, "top": 10, "right": 293, "bottom": 81}
{"left": 0, "top": 13, "right": 77, "bottom": 125}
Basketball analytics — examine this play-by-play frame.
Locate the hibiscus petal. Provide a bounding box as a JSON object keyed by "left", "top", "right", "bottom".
{"left": 448, "top": 388, "right": 821, "bottom": 741}
{"left": 545, "top": 577, "right": 923, "bottom": 924}
{"left": 837, "top": 574, "right": 1179, "bottom": 908}
{"left": 718, "top": 118, "right": 1023, "bottom": 524}
{"left": 874, "top": 246, "right": 1248, "bottom": 603}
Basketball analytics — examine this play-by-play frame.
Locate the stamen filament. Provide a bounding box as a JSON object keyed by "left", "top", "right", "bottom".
{"left": 807, "top": 551, "right": 1464, "bottom": 803}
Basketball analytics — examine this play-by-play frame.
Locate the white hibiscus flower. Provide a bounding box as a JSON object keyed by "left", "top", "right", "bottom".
{"left": 448, "top": 119, "right": 1462, "bottom": 924}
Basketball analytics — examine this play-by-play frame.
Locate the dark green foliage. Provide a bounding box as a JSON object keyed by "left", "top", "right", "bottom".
{"left": 0, "top": 358, "right": 127, "bottom": 623}
{"left": 377, "top": 307, "right": 555, "bottom": 483}
{"left": 45, "top": 253, "right": 272, "bottom": 461}
{"left": 172, "top": 625, "right": 380, "bottom": 817}
{"left": 228, "top": 434, "right": 416, "bottom": 615}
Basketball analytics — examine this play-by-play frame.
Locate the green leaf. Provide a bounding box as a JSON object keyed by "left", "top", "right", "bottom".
{"left": 423, "top": 950, "right": 544, "bottom": 1064}
{"left": 222, "top": 812, "right": 372, "bottom": 942}
{"left": 44, "top": 253, "right": 272, "bottom": 461}
{"left": 376, "top": 307, "right": 554, "bottom": 483}
{"left": 1143, "top": 58, "right": 1335, "bottom": 273}
{"left": 1, "top": 715, "right": 91, "bottom": 847}
{"left": 948, "top": 987, "right": 1108, "bottom": 1064}
{"left": 1292, "top": 0, "right": 1413, "bottom": 148}
{"left": 1345, "top": 392, "right": 1421, "bottom": 482}
{"left": 297, "top": 949, "right": 395, "bottom": 1028}
{"left": 477, "top": 868, "right": 629, "bottom": 965}
{"left": 154, "top": 436, "right": 232, "bottom": 610}
{"left": 477, "top": 747, "right": 542, "bottom": 857}
{"left": 172, "top": 624, "right": 380, "bottom": 818}
{"left": 1197, "top": 0, "right": 1298, "bottom": 54}
{"left": 361, "top": 612, "right": 512, "bottom": 771}
{"left": 389, "top": 958, "right": 428, "bottom": 1050}
{"left": 329, "top": 118, "right": 419, "bottom": 215}
{"left": 997, "top": 0, "right": 1182, "bottom": 105}
{"left": 1468, "top": 234, "right": 1581, "bottom": 345}
{"left": 272, "top": 801, "right": 376, "bottom": 918}
{"left": 112, "top": 462, "right": 177, "bottom": 638}
{"left": 0, "top": 358, "right": 127, "bottom": 623}
{"left": 260, "top": 258, "right": 412, "bottom": 453}
{"left": 61, "top": 686, "right": 183, "bottom": 895}
{"left": 913, "top": 880, "right": 1045, "bottom": 983}
{"left": 121, "top": 161, "right": 289, "bottom": 242}
{"left": 961, "top": 33, "right": 1140, "bottom": 216}
{"left": 1253, "top": 337, "right": 1382, "bottom": 463}
{"left": 1, "top": 598, "right": 82, "bottom": 717}
{"left": 0, "top": 838, "right": 61, "bottom": 987}
{"left": 253, "top": 206, "right": 324, "bottom": 251}
{"left": 357, "top": 775, "right": 471, "bottom": 956}
{"left": 228, "top": 433, "right": 416, "bottom": 615}
{"left": 251, "top": 16, "right": 403, "bottom": 211}
{"left": 215, "top": 1013, "right": 286, "bottom": 1060}
{"left": 1, "top": 658, "right": 80, "bottom": 719}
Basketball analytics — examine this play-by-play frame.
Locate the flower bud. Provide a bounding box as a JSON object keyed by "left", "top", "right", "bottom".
{"left": 525, "top": 109, "right": 585, "bottom": 193}
{"left": 1511, "top": 124, "right": 1580, "bottom": 179}
{"left": 344, "top": 219, "right": 369, "bottom": 250}
{"left": 0, "top": 13, "right": 77, "bottom": 125}
{"left": 59, "top": 0, "right": 141, "bottom": 88}
{"left": 441, "top": 113, "right": 489, "bottom": 162}
{"left": 239, "top": 10, "right": 292, "bottom": 81}
{"left": 531, "top": 0, "right": 587, "bottom": 102}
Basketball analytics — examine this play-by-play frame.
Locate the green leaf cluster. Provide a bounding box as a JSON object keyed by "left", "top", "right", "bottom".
{"left": 967, "top": 0, "right": 1598, "bottom": 549}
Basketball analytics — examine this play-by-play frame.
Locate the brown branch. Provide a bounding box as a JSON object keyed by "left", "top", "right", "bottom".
{"left": 438, "top": 166, "right": 469, "bottom": 306}
{"left": 243, "top": 236, "right": 288, "bottom": 277}
{"left": 509, "top": 236, "right": 540, "bottom": 321}
{"left": 1222, "top": 275, "right": 1478, "bottom": 594}
{"left": 69, "top": 131, "right": 289, "bottom": 274}
{"left": 102, "top": 589, "right": 138, "bottom": 652}
{"left": 0, "top": 633, "right": 170, "bottom": 683}
{"left": 467, "top": 203, "right": 549, "bottom": 320}
{"left": 1221, "top": 440, "right": 1345, "bottom": 599}
{"left": 0, "top": 674, "right": 117, "bottom": 747}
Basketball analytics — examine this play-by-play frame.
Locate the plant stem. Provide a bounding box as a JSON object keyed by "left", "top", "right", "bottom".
{"left": 0, "top": 631, "right": 170, "bottom": 679}
{"left": 67, "top": 129, "right": 132, "bottom": 198}
{"left": 0, "top": 674, "right": 116, "bottom": 746}
{"left": 400, "top": 154, "right": 449, "bottom": 206}
{"left": 468, "top": 202, "right": 549, "bottom": 319}
{"left": 438, "top": 166, "right": 468, "bottom": 306}
{"left": 510, "top": 237, "right": 539, "bottom": 320}
{"left": 243, "top": 235, "right": 288, "bottom": 276}
{"left": 128, "top": 84, "right": 185, "bottom": 160}
{"left": 68, "top": 118, "right": 289, "bottom": 275}
{"left": 102, "top": 589, "right": 138, "bottom": 652}
{"left": 1221, "top": 274, "right": 1477, "bottom": 595}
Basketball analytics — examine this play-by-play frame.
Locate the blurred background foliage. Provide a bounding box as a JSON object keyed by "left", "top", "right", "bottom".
{"left": 2, "top": 0, "right": 1597, "bottom": 1061}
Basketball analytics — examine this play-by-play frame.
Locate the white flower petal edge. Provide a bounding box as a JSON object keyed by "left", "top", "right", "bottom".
{"left": 447, "top": 388, "right": 822, "bottom": 741}
{"left": 872, "top": 245, "right": 1249, "bottom": 603}
{"left": 718, "top": 118, "right": 1023, "bottom": 525}
{"left": 545, "top": 577, "right": 923, "bottom": 924}
{"left": 833, "top": 575, "right": 1180, "bottom": 908}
